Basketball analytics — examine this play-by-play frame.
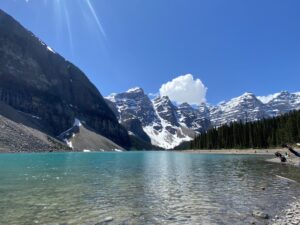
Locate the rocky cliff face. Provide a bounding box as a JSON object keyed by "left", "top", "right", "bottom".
{"left": 107, "top": 89, "right": 300, "bottom": 149}
{"left": 177, "top": 103, "right": 211, "bottom": 132}
{"left": 106, "top": 87, "right": 160, "bottom": 144}
{"left": 0, "top": 9, "right": 130, "bottom": 148}
{"left": 106, "top": 87, "right": 159, "bottom": 127}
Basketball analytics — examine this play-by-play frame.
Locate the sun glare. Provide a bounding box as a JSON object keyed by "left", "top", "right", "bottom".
{"left": 25, "top": 0, "right": 107, "bottom": 53}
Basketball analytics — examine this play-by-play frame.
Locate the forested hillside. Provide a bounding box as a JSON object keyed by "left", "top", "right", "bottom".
{"left": 189, "top": 110, "right": 300, "bottom": 149}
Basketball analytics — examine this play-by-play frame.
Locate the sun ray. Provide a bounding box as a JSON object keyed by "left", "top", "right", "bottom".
{"left": 85, "top": 0, "right": 107, "bottom": 39}
{"left": 25, "top": 0, "right": 107, "bottom": 55}
{"left": 63, "top": 2, "right": 74, "bottom": 56}
{"left": 52, "top": 0, "right": 63, "bottom": 43}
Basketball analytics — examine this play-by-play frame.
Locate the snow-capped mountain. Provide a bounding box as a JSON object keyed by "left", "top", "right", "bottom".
{"left": 106, "top": 89, "right": 300, "bottom": 149}
{"left": 106, "top": 88, "right": 205, "bottom": 149}
{"left": 210, "top": 92, "right": 271, "bottom": 127}
{"left": 209, "top": 91, "right": 300, "bottom": 127}
{"left": 106, "top": 87, "right": 159, "bottom": 127}
{"left": 145, "top": 96, "right": 195, "bottom": 149}
{"left": 258, "top": 91, "right": 300, "bottom": 116}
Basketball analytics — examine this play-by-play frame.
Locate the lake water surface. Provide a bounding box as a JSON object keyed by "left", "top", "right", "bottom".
{"left": 0, "top": 152, "right": 300, "bottom": 225}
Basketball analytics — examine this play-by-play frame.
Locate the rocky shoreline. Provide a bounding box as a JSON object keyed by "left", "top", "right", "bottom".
{"left": 185, "top": 149, "right": 300, "bottom": 225}
{"left": 267, "top": 154, "right": 300, "bottom": 168}
{"left": 271, "top": 200, "right": 300, "bottom": 225}
{"left": 181, "top": 149, "right": 282, "bottom": 155}
{"left": 267, "top": 154, "right": 300, "bottom": 225}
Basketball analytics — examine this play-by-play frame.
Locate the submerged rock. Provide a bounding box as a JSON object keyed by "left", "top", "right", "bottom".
{"left": 252, "top": 210, "right": 269, "bottom": 219}
{"left": 95, "top": 217, "right": 114, "bottom": 225}
{"left": 103, "top": 217, "right": 113, "bottom": 222}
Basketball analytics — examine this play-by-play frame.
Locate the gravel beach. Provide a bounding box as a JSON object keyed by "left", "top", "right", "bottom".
{"left": 271, "top": 200, "right": 300, "bottom": 225}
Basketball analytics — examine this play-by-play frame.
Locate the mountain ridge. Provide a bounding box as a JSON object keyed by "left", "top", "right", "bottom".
{"left": 106, "top": 88, "right": 300, "bottom": 149}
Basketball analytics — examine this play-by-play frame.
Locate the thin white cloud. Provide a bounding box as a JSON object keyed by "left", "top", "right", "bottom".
{"left": 159, "top": 74, "right": 207, "bottom": 105}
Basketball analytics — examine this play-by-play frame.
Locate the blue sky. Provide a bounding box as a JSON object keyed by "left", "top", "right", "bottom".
{"left": 0, "top": 0, "right": 300, "bottom": 104}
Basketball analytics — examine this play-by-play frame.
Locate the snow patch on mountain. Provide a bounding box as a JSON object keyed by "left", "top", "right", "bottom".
{"left": 34, "top": 34, "right": 56, "bottom": 54}
{"left": 106, "top": 93, "right": 117, "bottom": 103}
{"left": 143, "top": 124, "right": 192, "bottom": 149}
{"left": 65, "top": 139, "right": 73, "bottom": 149}
{"left": 58, "top": 118, "right": 82, "bottom": 149}
{"left": 257, "top": 93, "right": 281, "bottom": 104}
{"left": 127, "top": 87, "right": 143, "bottom": 93}
{"left": 47, "top": 46, "right": 55, "bottom": 53}
{"left": 74, "top": 118, "right": 82, "bottom": 127}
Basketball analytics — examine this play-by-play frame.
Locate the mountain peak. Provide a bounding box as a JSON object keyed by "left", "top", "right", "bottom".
{"left": 277, "top": 90, "right": 291, "bottom": 97}
{"left": 126, "top": 87, "right": 144, "bottom": 94}
{"left": 160, "top": 95, "right": 170, "bottom": 101}
{"left": 226, "top": 92, "right": 257, "bottom": 105}
{"left": 179, "top": 102, "right": 191, "bottom": 108}
{"left": 153, "top": 96, "right": 172, "bottom": 105}
{"left": 228, "top": 92, "right": 258, "bottom": 103}
{"left": 241, "top": 92, "right": 255, "bottom": 98}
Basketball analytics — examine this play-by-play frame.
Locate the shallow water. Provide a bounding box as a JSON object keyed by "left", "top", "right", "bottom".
{"left": 0, "top": 152, "right": 300, "bottom": 225}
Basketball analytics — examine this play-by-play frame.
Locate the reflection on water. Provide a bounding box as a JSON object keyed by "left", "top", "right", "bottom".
{"left": 0, "top": 152, "right": 299, "bottom": 225}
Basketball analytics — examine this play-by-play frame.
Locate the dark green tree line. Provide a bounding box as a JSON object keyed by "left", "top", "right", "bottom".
{"left": 190, "top": 110, "right": 300, "bottom": 149}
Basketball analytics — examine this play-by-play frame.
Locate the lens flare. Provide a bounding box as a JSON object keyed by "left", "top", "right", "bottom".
{"left": 86, "top": 0, "right": 107, "bottom": 39}
{"left": 25, "top": 0, "right": 107, "bottom": 53}
{"left": 65, "top": 7, "right": 74, "bottom": 54}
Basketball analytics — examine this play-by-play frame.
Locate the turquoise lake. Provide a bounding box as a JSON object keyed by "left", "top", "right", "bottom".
{"left": 0, "top": 152, "right": 300, "bottom": 225}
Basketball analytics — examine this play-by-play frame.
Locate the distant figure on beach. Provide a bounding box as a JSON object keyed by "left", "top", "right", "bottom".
{"left": 283, "top": 144, "right": 300, "bottom": 157}
{"left": 275, "top": 151, "right": 287, "bottom": 162}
